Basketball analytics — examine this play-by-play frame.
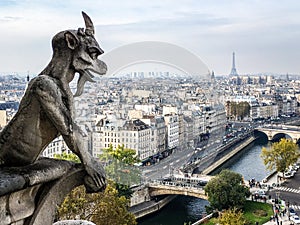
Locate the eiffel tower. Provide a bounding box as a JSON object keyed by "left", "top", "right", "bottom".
{"left": 229, "top": 52, "right": 238, "bottom": 76}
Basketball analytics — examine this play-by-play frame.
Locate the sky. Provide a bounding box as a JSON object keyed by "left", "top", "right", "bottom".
{"left": 1, "top": 0, "right": 300, "bottom": 76}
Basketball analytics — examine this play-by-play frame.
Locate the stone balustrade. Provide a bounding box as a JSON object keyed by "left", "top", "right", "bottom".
{"left": 148, "top": 181, "right": 207, "bottom": 199}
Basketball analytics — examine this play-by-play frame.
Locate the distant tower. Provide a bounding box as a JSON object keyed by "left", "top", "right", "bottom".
{"left": 25, "top": 71, "right": 30, "bottom": 90}
{"left": 229, "top": 52, "right": 238, "bottom": 76}
{"left": 26, "top": 71, "right": 30, "bottom": 82}
{"left": 211, "top": 70, "right": 215, "bottom": 81}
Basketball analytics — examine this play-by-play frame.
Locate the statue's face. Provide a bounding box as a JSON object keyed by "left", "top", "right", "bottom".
{"left": 63, "top": 12, "right": 107, "bottom": 96}
{"left": 68, "top": 29, "right": 107, "bottom": 80}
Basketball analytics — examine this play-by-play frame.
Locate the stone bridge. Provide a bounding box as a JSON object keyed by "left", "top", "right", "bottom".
{"left": 148, "top": 181, "right": 208, "bottom": 200}
{"left": 255, "top": 125, "right": 300, "bottom": 142}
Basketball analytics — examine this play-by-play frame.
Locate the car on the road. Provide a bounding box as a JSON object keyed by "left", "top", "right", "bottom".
{"left": 278, "top": 171, "right": 294, "bottom": 179}
{"left": 254, "top": 189, "right": 267, "bottom": 199}
{"left": 291, "top": 215, "right": 300, "bottom": 224}
{"left": 197, "top": 180, "right": 208, "bottom": 187}
{"left": 289, "top": 208, "right": 297, "bottom": 216}
{"left": 291, "top": 164, "right": 299, "bottom": 171}
{"left": 289, "top": 169, "right": 296, "bottom": 176}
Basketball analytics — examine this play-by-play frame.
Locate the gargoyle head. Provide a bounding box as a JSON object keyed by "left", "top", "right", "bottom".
{"left": 51, "top": 12, "right": 107, "bottom": 96}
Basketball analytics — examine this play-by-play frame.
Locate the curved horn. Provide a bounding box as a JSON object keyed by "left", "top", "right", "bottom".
{"left": 82, "top": 11, "right": 94, "bottom": 35}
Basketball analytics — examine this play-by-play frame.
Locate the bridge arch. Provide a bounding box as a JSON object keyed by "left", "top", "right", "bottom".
{"left": 272, "top": 133, "right": 292, "bottom": 142}
{"left": 254, "top": 130, "right": 268, "bottom": 143}
{"left": 255, "top": 127, "right": 300, "bottom": 143}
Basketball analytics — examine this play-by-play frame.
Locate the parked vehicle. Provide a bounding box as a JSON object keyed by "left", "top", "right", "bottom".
{"left": 290, "top": 164, "right": 299, "bottom": 171}
{"left": 278, "top": 171, "right": 294, "bottom": 179}
{"left": 291, "top": 215, "right": 300, "bottom": 224}
{"left": 285, "top": 171, "right": 293, "bottom": 178}
{"left": 289, "top": 208, "right": 297, "bottom": 216}
{"left": 254, "top": 189, "right": 267, "bottom": 199}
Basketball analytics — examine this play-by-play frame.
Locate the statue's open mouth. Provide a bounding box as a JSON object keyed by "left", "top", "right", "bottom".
{"left": 74, "top": 59, "right": 107, "bottom": 97}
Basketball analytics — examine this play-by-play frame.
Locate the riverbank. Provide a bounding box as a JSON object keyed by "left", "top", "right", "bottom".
{"left": 130, "top": 195, "right": 177, "bottom": 219}
{"left": 202, "top": 136, "right": 256, "bottom": 175}
{"left": 131, "top": 135, "right": 257, "bottom": 220}
{"left": 138, "top": 141, "right": 270, "bottom": 224}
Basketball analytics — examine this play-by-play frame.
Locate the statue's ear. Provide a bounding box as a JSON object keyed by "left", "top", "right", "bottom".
{"left": 64, "top": 31, "right": 79, "bottom": 50}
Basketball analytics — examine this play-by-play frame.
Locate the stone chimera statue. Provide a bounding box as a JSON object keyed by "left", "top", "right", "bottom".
{"left": 0, "top": 12, "right": 106, "bottom": 193}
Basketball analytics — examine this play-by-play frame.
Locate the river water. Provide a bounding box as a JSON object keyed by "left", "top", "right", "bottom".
{"left": 139, "top": 141, "right": 271, "bottom": 225}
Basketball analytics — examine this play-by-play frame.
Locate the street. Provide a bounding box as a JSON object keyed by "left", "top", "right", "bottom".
{"left": 142, "top": 128, "right": 226, "bottom": 181}
{"left": 268, "top": 168, "right": 300, "bottom": 214}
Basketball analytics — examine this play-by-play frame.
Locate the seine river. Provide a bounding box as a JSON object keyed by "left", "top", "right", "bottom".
{"left": 139, "top": 141, "right": 270, "bottom": 225}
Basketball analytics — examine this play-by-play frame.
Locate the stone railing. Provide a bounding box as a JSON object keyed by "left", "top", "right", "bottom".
{"left": 0, "top": 157, "right": 88, "bottom": 225}
{"left": 148, "top": 180, "right": 207, "bottom": 199}
{"left": 148, "top": 180, "right": 204, "bottom": 190}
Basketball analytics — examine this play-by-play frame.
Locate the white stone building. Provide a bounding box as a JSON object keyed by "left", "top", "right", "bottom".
{"left": 164, "top": 114, "right": 179, "bottom": 150}
{"left": 42, "top": 136, "right": 72, "bottom": 158}
{"left": 122, "top": 119, "right": 152, "bottom": 160}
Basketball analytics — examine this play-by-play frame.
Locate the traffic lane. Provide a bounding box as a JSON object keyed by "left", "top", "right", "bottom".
{"left": 193, "top": 139, "right": 222, "bottom": 160}
{"left": 144, "top": 130, "right": 251, "bottom": 179}
{"left": 142, "top": 129, "right": 226, "bottom": 180}
{"left": 268, "top": 190, "right": 300, "bottom": 214}
{"left": 267, "top": 167, "right": 300, "bottom": 214}
{"left": 143, "top": 150, "right": 191, "bottom": 173}
{"left": 148, "top": 151, "right": 195, "bottom": 180}
{"left": 281, "top": 168, "right": 300, "bottom": 189}
{"left": 143, "top": 150, "right": 195, "bottom": 180}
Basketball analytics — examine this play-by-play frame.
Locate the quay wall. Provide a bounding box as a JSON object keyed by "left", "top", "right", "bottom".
{"left": 202, "top": 136, "right": 256, "bottom": 175}
{"left": 191, "top": 213, "right": 213, "bottom": 225}
{"left": 132, "top": 195, "right": 177, "bottom": 219}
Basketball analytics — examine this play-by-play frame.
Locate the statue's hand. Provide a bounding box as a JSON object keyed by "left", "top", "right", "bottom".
{"left": 83, "top": 159, "right": 106, "bottom": 193}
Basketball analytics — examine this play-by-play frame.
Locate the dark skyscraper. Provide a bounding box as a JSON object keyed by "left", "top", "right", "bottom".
{"left": 229, "top": 52, "right": 238, "bottom": 76}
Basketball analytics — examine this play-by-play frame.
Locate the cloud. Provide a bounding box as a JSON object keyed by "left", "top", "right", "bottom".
{"left": 1, "top": 0, "right": 300, "bottom": 74}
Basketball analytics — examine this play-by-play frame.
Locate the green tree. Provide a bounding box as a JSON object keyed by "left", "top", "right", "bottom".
{"left": 228, "top": 101, "right": 237, "bottom": 120}
{"left": 102, "top": 144, "right": 139, "bottom": 165}
{"left": 237, "top": 101, "right": 250, "bottom": 120}
{"left": 217, "top": 208, "right": 246, "bottom": 225}
{"left": 204, "top": 169, "right": 250, "bottom": 211}
{"left": 54, "top": 153, "right": 137, "bottom": 224}
{"left": 100, "top": 144, "right": 141, "bottom": 193}
{"left": 261, "top": 138, "right": 299, "bottom": 173}
{"left": 226, "top": 101, "right": 250, "bottom": 121}
{"left": 58, "top": 183, "right": 137, "bottom": 225}
{"left": 54, "top": 152, "right": 80, "bottom": 163}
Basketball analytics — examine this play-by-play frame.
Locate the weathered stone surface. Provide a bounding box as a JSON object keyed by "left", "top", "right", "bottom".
{"left": 0, "top": 159, "right": 87, "bottom": 225}
{"left": 0, "top": 195, "right": 11, "bottom": 224}
{"left": 0, "top": 171, "right": 26, "bottom": 196}
{"left": 0, "top": 158, "right": 76, "bottom": 196}
{"left": 9, "top": 185, "right": 40, "bottom": 223}
{"left": 26, "top": 167, "right": 86, "bottom": 225}
{"left": 11, "top": 220, "right": 24, "bottom": 225}
{"left": 53, "top": 220, "right": 96, "bottom": 225}
{"left": 20, "top": 158, "right": 75, "bottom": 186}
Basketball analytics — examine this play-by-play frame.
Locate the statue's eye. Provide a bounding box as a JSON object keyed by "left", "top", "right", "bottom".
{"left": 88, "top": 47, "right": 100, "bottom": 60}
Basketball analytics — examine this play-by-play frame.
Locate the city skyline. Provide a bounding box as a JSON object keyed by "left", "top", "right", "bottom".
{"left": 1, "top": 0, "right": 300, "bottom": 75}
